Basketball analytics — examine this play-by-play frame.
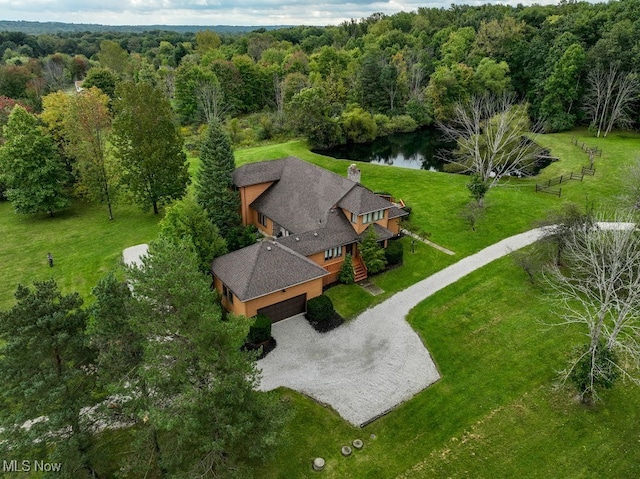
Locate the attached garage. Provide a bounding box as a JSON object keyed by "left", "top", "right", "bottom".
{"left": 258, "top": 293, "right": 306, "bottom": 322}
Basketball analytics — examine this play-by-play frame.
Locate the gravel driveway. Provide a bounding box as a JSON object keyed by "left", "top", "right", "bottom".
{"left": 257, "top": 228, "right": 548, "bottom": 426}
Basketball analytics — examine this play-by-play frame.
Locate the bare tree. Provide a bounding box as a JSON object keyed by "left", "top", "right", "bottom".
{"left": 584, "top": 64, "right": 639, "bottom": 138}
{"left": 195, "top": 75, "right": 226, "bottom": 124}
{"left": 408, "top": 61, "right": 425, "bottom": 100}
{"left": 438, "top": 94, "right": 543, "bottom": 196}
{"left": 544, "top": 213, "right": 640, "bottom": 402}
{"left": 42, "top": 55, "right": 67, "bottom": 90}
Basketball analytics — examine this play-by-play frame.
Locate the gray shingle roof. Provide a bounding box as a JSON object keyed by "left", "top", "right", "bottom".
{"left": 360, "top": 223, "right": 396, "bottom": 242}
{"left": 277, "top": 208, "right": 360, "bottom": 256}
{"left": 233, "top": 158, "right": 287, "bottom": 187}
{"left": 242, "top": 157, "right": 402, "bottom": 235}
{"left": 211, "top": 241, "right": 329, "bottom": 302}
{"left": 338, "top": 184, "right": 394, "bottom": 215}
{"left": 388, "top": 206, "right": 409, "bottom": 219}
{"left": 250, "top": 158, "right": 357, "bottom": 234}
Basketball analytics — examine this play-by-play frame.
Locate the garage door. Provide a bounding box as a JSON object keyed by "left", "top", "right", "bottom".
{"left": 258, "top": 294, "right": 306, "bottom": 322}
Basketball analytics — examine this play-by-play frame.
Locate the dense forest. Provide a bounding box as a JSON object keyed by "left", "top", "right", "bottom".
{"left": 1, "top": 0, "right": 639, "bottom": 149}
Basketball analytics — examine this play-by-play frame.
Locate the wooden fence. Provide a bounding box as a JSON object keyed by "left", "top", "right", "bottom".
{"left": 536, "top": 184, "right": 562, "bottom": 197}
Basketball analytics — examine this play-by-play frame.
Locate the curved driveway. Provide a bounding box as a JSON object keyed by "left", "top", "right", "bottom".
{"left": 257, "top": 226, "right": 590, "bottom": 426}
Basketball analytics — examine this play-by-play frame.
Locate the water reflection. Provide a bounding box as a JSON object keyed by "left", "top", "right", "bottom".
{"left": 314, "top": 128, "right": 455, "bottom": 171}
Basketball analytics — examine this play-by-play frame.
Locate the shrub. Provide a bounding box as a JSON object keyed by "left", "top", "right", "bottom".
{"left": 247, "top": 314, "right": 272, "bottom": 344}
{"left": 385, "top": 239, "right": 404, "bottom": 265}
{"left": 405, "top": 97, "right": 433, "bottom": 126}
{"left": 359, "top": 226, "right": 387, "bottom": 274}
{"left": 373, "top": 113, "right": 391, "bottom": 136}
{"left": 387, "top": 114, "right": 418, "bottom": 134}
{"left": 568, "top": 341, "right": 619, "bottom": 402}
{"left": 306, "top": 295, "right": 335, "bottom": 322}
{"left": 339, "top": 254, "right": 355, "bottom": 284}
{"left": 340, "top": 107, "right": 378, "bottom": 143}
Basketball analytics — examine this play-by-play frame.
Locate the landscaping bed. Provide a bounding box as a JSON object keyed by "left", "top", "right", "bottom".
{"left": 305, "top": 312, "right": 343, "bottom": 333}
{"left": 305, "top": 294, "right": 344, "bottom": 333}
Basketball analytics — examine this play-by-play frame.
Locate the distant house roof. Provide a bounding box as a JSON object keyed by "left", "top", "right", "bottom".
{"left": 211, "top": 241, "right": 329, "bottom": 302}
{"left": 338, "top": 184, "right": 393, "bottom": 215}
{"left": 277, "top": 208, "right": 360, "bottom": 256}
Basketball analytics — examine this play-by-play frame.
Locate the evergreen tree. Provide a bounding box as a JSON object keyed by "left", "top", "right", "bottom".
{"left": 112, "top": 82, "right": 189, "bottom": 214}
{"left": 160, "top": 194, "right": 228, "bottom": 274}
{"left": 0, "top": 105, "right": 69, "bottom": 216}
{"left": 0, "top": 280, "right": 98, "bottom": 477}
{"left": 89, "top": 272, "right": 142, "bottom": 388}
{"left": 359, "top": 226, "right": 387, "bottom": 274}
{"left": 339, "top": 253, "right": 355, "bottom": 284}
{"left": 195, "top": 120, "right": 241, "bottom": 234}
{"left": 121, "top": 237, "right": 287, "bottom": 476}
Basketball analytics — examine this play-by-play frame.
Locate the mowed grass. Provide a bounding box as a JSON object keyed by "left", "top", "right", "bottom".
{"left": 1, "top": 130, "right": 639, "bottom": 476}
{"left": 237, "top": 132, "right": 640, "bottom": 477}
{"left": 256, "top": 257, "right": 640, "bottom": 478}
{"left": 0, "top": 201, "right": 161, "bottom": 309}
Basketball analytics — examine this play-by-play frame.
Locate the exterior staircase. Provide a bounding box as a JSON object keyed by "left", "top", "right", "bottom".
{"left": 353, "top": 256, "right": 368, "bottom": 283}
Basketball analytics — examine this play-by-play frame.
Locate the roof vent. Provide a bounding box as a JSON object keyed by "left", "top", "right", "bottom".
{"left": 313, "top": 232, "right": 318, "bottom": 236}
{"left": 266, "top": 246, "right": 272, "bottom": 251}
{"left": 295, "top": 237, "right": 299, "bottom": 241}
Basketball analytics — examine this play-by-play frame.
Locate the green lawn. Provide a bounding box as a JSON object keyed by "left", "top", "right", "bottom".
{"left": 2, "top": 129, "right": 639, "bottom": 477}
{"left": 0, "top": 201, "right": 161, "bottom": 309}
{"left": 256, "top": 257, "right": 640, "bottom": 478}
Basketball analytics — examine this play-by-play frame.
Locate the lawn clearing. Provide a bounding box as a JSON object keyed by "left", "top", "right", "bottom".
{"left": 255, "top": 256, "right": 640, "bottom": 478}
{"left": 2, "top": 130, "right": 639, "bottom": 477}
{"left": 0, "top": 200, "right": 160, "bottom": 309}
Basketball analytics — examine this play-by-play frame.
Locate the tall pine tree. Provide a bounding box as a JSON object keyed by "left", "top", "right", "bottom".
{"left": 0, "top": 280, "right": 98, "bottom": 476}
{"left": 0, "top": 105, "right": 69, "bottom": 216}
{"left": 195, "top": 120, "right": 241, "bottom": 236}
{"left": 121, "top": 237, "right": 287, "bottom": 476}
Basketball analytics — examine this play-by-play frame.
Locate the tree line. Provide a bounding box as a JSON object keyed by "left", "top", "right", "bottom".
{"left": 0, "top": 1, "right": 638, "bottom": 149}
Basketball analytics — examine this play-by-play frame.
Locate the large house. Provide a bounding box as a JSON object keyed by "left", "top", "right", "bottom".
{"left": 211, "top": 157, "right": 408, "bottom": 322}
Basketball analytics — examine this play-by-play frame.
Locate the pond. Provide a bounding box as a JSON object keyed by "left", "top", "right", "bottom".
{"left": 314, "top": 128, "right": 454, "bottom": 171}
{"left": 314, "top": 128, "right": 556, "bottom": 176}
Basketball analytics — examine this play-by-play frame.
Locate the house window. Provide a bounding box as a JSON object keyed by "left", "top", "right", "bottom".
{"left": 258, "top": 212, "right": 267, "bottom": 227}
{"left": 222, "top": 284, "right": 234, "bottom": 304}
{"left": 351, "top": 212, "right": 357, "bottom": 223}
{"left": 324, "top": 246, "right": 343, "bottom": 260}
{"left": 362, "top": 210, "right": 384, "bottom": 224}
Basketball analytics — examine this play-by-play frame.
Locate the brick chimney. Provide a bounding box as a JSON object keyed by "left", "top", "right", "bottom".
{"left": 347, "top": 164, "right": 361, "bottom": 183}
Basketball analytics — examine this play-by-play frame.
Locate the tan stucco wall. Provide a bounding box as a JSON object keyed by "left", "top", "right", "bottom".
{"left": 347, "top": 209, "right": 391, "bottom": 235}
{"left": 213, "top": 275, "right": 248, "bottom": 317}
{"left": 239, "top": 182, "right": 274, "bottom": 225}
{"left": 214, "top": 275, "right": 324, "bottom": 318}
{"left": 388, "top": 217, "right": 402, "bottom": 235}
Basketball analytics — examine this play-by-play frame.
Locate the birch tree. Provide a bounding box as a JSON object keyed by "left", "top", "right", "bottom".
{"left": 584, "top": 64, "right": 639, "bottom": 138}
{"left": 544, "top": 213, "right": 640, "bottom": 402}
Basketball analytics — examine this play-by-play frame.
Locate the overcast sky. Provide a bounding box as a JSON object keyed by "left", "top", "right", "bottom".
{"left": 0, "top": 1, "right": 566, "bottom": 27}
